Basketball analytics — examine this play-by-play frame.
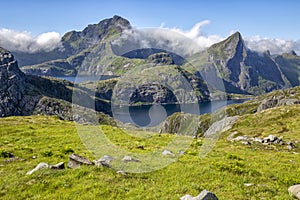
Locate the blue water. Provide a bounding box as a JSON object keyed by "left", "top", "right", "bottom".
{"left": 112, "top": 99, "right": 247, "bottom": 127}
{"left": 55, "top": 76, "right": 248, "bottom": 127}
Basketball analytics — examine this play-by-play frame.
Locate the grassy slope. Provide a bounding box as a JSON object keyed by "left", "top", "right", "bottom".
{"left": 0, "top": 109, "right": 299, "bottom": 199}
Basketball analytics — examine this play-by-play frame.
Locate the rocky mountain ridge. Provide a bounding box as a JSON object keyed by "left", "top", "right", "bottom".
{"left": 16, "top": 16, "right": 300, "bottom": 96}
{"left": 205, "top": 32, "right": 293, "bottom": 95}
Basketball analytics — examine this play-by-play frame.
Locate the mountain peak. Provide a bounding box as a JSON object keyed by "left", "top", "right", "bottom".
{"left": 61, "top": 15, "right": 131, "bottom": 55}
{"left": 230, "top": 31, "right": 242, "bottom": 40}
{"left": 208, "top": 31, "right": 247, "bottom": 59}
{"left": 97, "top": 15, "right": 132, "bottom": 29}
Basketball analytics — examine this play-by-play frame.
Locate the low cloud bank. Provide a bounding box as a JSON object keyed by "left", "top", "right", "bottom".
{"left": 0, "top": 21, "right": 299, "bottom": 55}
{"left": 0, "top": 29, "right": 61, "bottom": 53}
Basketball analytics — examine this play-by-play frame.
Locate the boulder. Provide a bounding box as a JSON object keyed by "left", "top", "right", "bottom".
{"left": 27, "top": 162, "right": 65, "bottom": 175}
{"left": 287, "top": 142, "right": 296, "bottom": 150}
{"left": 26, "top": 162, "right": 49, "bottom": 175}
{"left": 116, "top": 170, "right": 126, "bottom": 175}
{"left": 162, "top": 149, "right": 174, "bottom": 156}
{"left": 180, "top": 189, "right": 218, "bottom": 200}
{"left": 195, "top": 190, "right": 218, "bottom": 200}
{"left": 122, "top": 155, "right": 139, "bottom": 162}
{"left": 50, "top": 162, "right": 65, "bottom": 169}
{"left": 288, "top": 184, "right": 300, "bottom": 199}
{"left": 94, "top": 155, "right": 114, "bottom": 168}
{"left": 67, "top": 154, "right": 94, "bottom": 168}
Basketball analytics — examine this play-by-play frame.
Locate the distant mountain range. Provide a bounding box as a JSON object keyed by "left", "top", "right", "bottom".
{"left": 0, "top": 15, "right": 300, "bottom": 122}
{"left": 10, "top": 15, "right": 299, "bottom": 97}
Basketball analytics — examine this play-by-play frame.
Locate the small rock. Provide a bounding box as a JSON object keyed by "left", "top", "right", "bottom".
{"left": 195, "top": 189, "right": 218, "bottom": 200}
{"left": 67, "top": 154, "right": 94, "bottom": 168}
{"left": 253, "top": 138, "right": 263, "bottom": 143}
{"left": 32, "top": 156, "right": 37, "bottom": 159}
{"left": 241, "top": 141, "right": 251, "bottom": 145}
{"left": 288, "top": 184, "right": 300, "bottom": 199}
{"left": 50, "top": 162, "right": 65, "bottom": 170}
{"left": 116, "top": 170, "right": 126, "bottom": 175}
{"left": 162, "top": 150, "right": 174, "bottom": 156}
{"left": 94, "top": 155, "right": 114, "bottom": 167}
{"left": 26, "top": 162, "right": 49, "bottom": 175}
{"left": 98, "top": 155, "right": 114, "bottom": 163}
{"left": 244, "top": 183, "right": 254, "bottom": 187}
{"left": 178, "top": 150, "right": 186, "bottom": 155}
{"left": 231, "top": 136, "right": 248, "bottom": 142}
{"left": 122, "top": 155, "right": 139, "bottom": 162}
{"left": 287, "top": 142, "right": 296, "bottom": 150}
{"left": 180, "top": 194, "right": 194, "bottom": 200}
{"left": 226, "top": 131, "right": 238, "bottom": 141}
{"left": 180, "top": 189, "right": 218, "bottom": 200}
{"left": 266, "top": 135, "right": 277, "bottom": 142}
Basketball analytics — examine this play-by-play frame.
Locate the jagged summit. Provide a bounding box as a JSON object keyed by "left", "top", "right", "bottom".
{"left": 61, "top": 15, "right": 132, "bottom": 55}
{"left": 62, "top": 15, "right": 131, "bottom": 51}
{"left": 208, "top": 31, "right": 247, "bottom": 60}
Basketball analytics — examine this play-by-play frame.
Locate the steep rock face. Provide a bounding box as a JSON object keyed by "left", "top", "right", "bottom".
{"left": 129, "top": 84, "right": 178, "bottom": 104}
{"left": 275, "top": 52, "right": 300, "bottom": 87}
{"left": 207, "top": 32, "right": 292, "bottom": 95}
{"left": 0, "top": 47, "right": 111, "bottom": 121}
{"left": 0, "top": 47, "right": 27, "bottom": 116}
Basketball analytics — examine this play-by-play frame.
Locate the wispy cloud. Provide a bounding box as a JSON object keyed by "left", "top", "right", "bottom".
{"left": 245, "top": 36, "right": 300, "bottom": 55}
{"left": 167, "top": 20, "right": 224, "bottom": 49}
{"left": 112, "top": 20, "right": 224, "bottom": 57}
{"left": 0, "top": 21, "right": 299, "bottom": 55}
{"left": 0, "top": 29, "right": 61, "bottom": 53}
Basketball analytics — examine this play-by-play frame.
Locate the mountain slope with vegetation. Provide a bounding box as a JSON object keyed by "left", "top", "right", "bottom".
{"left": 0, "top": 86, "right": 299, "bottom": 199}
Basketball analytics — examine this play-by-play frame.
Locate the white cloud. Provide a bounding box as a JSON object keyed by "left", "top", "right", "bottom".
{"left": 1, "top": 21, "right": 299, "bottom": 56}
{"left": 0, "top": 29, "right": 61, "bottom": 53}
{"left": 169, "top": 20, "right": 224, "bottom": 49}
{"left": 245, "top": 36, "right": 300, "bottom": 55}
{"left": 112, "top": 20, "right": 224, "bottom": 57}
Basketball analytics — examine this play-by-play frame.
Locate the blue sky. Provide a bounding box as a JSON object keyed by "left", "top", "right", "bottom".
{"left": 0, "top": 0, "right": 299, "bottom": 39}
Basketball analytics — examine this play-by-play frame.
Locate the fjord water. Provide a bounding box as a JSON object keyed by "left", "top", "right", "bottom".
{"left": 55, "top": 76, "right": 247, "bottom": 127}
{"left": 113, "top": 99, "right": 247, "bottom": 127}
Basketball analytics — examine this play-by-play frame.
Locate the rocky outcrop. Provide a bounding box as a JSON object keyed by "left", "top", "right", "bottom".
{"left": 205, "top": 32, "right": 295, "bottom": 95}
{"left": 0, "top": 47, "right": 115, "bottom": 125}
{"left": 67, "top": 154, "right": 94, "bottom": 168}
{"left": 257, "top": 95, "right": 300, "bottom": 112}
{"left": 0, "top": 47, "right": 33, "bottom": 117}
{"left": 229, "top": 134, "right": 297, "bottom": 150}
{"left": 129, "top": 84, "right": 178, "bottom": 104}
